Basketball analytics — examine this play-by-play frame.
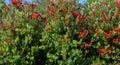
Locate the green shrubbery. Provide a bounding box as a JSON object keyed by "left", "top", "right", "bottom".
{"left": 0, "top": 0, "right": 120, "bottom": 65}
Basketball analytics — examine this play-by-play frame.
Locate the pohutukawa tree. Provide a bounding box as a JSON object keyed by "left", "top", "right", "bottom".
{"left": 0, "top": 0, "right": 120, "bottom": 65}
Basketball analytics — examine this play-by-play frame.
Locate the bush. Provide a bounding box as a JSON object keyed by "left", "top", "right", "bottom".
{"left": 0, "top": 0, "right": 120, "bottom": 65}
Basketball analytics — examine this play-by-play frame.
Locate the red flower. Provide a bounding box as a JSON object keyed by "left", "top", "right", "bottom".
{"left": 96, "top": 30, "right": 100, "bottom": 35}
{"left": 75, "top": 16, "right": 79, "bottom": 24}
{"left": 62, "top": 35, "right": 70, "bottom": 42}
{"left": 78, "top": 31, "right": 86, "bottom": 38}
{"left": 49, "top": 11, "right": 53, "bottom": 16}
{"left": 104, "top": 31, "right": 112, "bottom": 38}
{"left": 73, "top": 11, "right": 79, "bottom": 17}
{"left": 104, "top": 1, "right": 108, "bottom": 5}
{"left": 116, "top": 27, "right": 120, "bottom": 34}
{"left": 11, "top": 0, "right": 21, "bottom": 5}
{"left": 50, "top": 0, "right": 54, "bottom": 5}
{"left": 5, "top": 40, "right": 11, "bottom": 44}
{"left": 10, "top": 29, "right": 15, "bottom": 33}
{"left": 105, "top": 16, "right": 111, "bottom": 22}
{"left": 105, "top": 40, "right": 109, "bottom": 44}
{"left": 115, "top": 0, "right": 120, "bottom": 5}
{"left": 112, "top": 8, "right": 115, "bottom": 11}
{"left": 117, "top": 13, "right": 120, "bottom": 17}
{"left": 43, "top": 21, "right": 48, "bottom": 25}
{"left": 85, "top": 42, "right": 92, "bottom": 48}
{"left": 58, "top": 9, "right": 66, "bottom": 13}
{"left": 30, "top": 3, "right": 37, "bottom": 7}
{"left": 106, "top": 46, "right": 114, "bottom": 51}
{"left": 97, "top": 48, "right": 107, "bottom": 53}
{"left": 5, "top": 5, "right": 10, "bottom": 12}
{"left": 3, "top": 23, "right": 9, "bottom": 29}
{"left": 80, "top": 44, "right": 84, "bottom": 48}
{"left": 89, "top": 29, "right": 93, "bottom": 33}
{"left": 66, "top": 11, "right": 70, "bottom": 15}
{"left": 85, "top": 16, "right": 90, "bottom": 20}
{"left": 60, "top": 1, "right": 66, "bottom": 5}
{"left": 79, "top": 14, "right": 84, "bottom": 19}
{"left": 113, "top": 38, "right": 119, "bottom": 45}
{"left": 64, "top": 20, "right": 69, "bottom": 25}
{"left": 16, "top": 5, "right": 21, "bottom": 10}
{"left": 92, "top": 11, "right": 96, "bottom": 15}
{"left": 46, "top": 28, "right": 51, "bottom": 31}
{"left": 115, "top": 0, "right": 120, "bottom": 10}
{"left": 31, "top": 12, "right": 39, "bottom": 19}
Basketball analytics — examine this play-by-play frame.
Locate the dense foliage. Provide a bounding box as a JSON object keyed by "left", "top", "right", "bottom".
{"left": 0, "top": 0, "right": 120, "bottom": 65}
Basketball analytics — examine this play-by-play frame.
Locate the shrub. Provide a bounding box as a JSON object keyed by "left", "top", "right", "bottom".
{"left": 0, "top": 0, "right": 120, "bottom": 65}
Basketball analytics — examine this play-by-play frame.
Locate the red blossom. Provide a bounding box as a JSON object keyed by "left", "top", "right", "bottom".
{"left": 49, "top": 11, "right": 53, "bottom": 16}
{"left": 5, "top": 5, "right": 10, "bottom": 12}
{"left": 85, "top": 16, "right": 90, "bottom": 20}
{"left": 105, "top": 40, "right": 109, "bottom": 44}
{"left": 46, "top": 28, "right": 51, "bottom": 31}
{"left": 75, "top": 16, "right": 79, "bottom": 24}
{"left": 62, "top": 35, "right": 70, "bottom": 42}
{"left": 37, "top": 15, "right": 41, "bottom": 21}
{"left": 10, "top": 29, "right": 15, "bottom": 33}
{"left": 66, "top": 11, "right": 70, "bottom": 15}
{"left": 60, "top": 1, "right": 66, "bottom": 5}
{"left": 62, "top": 37, "right": 66, "bottom": 42}
{"left": 59, "top": 9, "right": 66, "bottom": 13}
{"left": 89, "top": 29, "right": 94, "bottom": 33}
{"left": 85, "top": 42, "right": 92, "bottom": 48}
{"left": 80, "top": 44, "right": 84, "bottom": 48}
{"left": 115, "top": 27, "right": 120, "bottom": 34}
{"left": 79, "top": 14, "right": 84, "bottom": 19}
{"left": 43, "top": 21, "right": 48, "bottom": 26}
{"left": 30, "top": 3, "right": 37, "bottom": 7}
{"left": 113, "top": 38, "right": 119, "bottom": 45}
{"left": 106, "top": 46, "right": 114, "bottom": 51}
{"left": 64, "top": 20, "right": 69, "bottom": 25}
{"left": 11, "top": 0, "right": 21, "bottom": 5}
{"left": 67, "top": 4, "right": 71, "bottom": 7}
{"left": 105, "top": 16, "right": 111, "bottom": 22}
{"left": 31, "top": 12, "right": 39, "bottom": 19}
{"left": 78, "top": 31, "right": 86, "bottom": 38}
{"left": 73, "top": 11, "right": 79, "bottom": 17}
{"left": 104, "top": 1, "right": 108, "bottom": 5}
{"left": 5, "top": 40, "right": 11, "bottom": 44}
{"left": 50, "top": 0, "right": 54, "bottom": 5}
{"left": 96, "top": 30, "right": 100, "bottom": 35}
{"left": 115, "top": 0, "right": 120, "bottom": 10}
{"left": 104, "top": 30, "right": 113, "bottom": 38}
{"left": 3, "top": 23, "right": 9, "bottom": 29}
{"left": 92, "top": 11, "right": 96, "bottom": 15}
{"left": 115, "top": 0, "right": 120, "bottom": 5}
{"left": 16, "top": 5, "right": 21, "bottom": 10}
{"left": 97, "top": 48, "right": 107, "bottom": 53}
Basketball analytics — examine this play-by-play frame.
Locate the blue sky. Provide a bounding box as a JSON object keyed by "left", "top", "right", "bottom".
{"left": 5, "top": 0, "right": 87, "bottom": 5}
{"left": 5, "top": 0, "right": 32, "bottom": 4}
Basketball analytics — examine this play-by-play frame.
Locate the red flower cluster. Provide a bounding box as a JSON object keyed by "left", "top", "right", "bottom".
{"left": 104, "top": 30, "right": 113, "bottom": 38}
{"left": 30, "top": 3, "right": 37, "bottom": 7}
{"left": 115, "top": 0, "right": 120, "bottom": 10}
{"left": 98, "top": 46, "right": 114, "bottom": 56}
{"left": 31, "top": 12, "right": 39, "bottom": 19}
{"left": 11, "top": 0, "right": 21, "bottom": 5}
